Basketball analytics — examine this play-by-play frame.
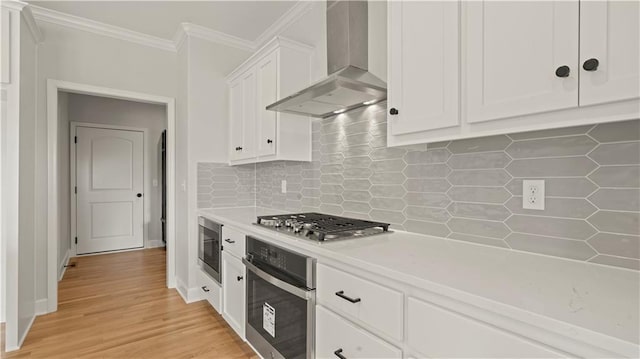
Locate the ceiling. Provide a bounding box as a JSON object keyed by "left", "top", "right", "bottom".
{"left": 28, "top": 1, "right": 300, "bottom": 41}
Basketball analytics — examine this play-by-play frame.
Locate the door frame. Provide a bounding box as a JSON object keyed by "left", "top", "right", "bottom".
{"left": 47, "top": 79, "right": 177, "bottom": 313}
{"left": 70, "top": 122, "right": 148, "bottom": 256}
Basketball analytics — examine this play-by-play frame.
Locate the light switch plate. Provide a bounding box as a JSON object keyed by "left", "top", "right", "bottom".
{"left": 281, "top": 180, "right": 287, "bottom": 194}
{"left": 523, "top": 180, "right": 545, "bottom": 210}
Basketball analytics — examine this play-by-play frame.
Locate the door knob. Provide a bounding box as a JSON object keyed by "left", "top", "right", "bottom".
{"left": 267, "top": 139, "right": 273, "bottom": 144}
{"left": 389, "top": 108, "right": 399, "bottom": 115}
{"left": 583, "top": 58, "right": 599, "bottom": 71}
{"left": 136, "top": 193, "right": 142, "bottom": 198}
{"left": 555, "top": 65, "right": 570, "bottom": 78}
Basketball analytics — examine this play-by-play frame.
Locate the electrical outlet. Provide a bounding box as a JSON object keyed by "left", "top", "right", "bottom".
{"left": 522, "top": 180, "right": 545, "bottom": 210}
{"left": 281, "top": 180, "right": 287, "bottom": 194}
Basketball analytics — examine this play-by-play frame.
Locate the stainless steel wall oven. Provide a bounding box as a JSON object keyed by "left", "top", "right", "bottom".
{"left": 243, "top": 236, "right": 316, "bottom": 359}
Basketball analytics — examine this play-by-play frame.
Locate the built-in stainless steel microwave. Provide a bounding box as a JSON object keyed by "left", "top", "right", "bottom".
{"left": 198, "top": 217, "right": 222, "bottom": 283}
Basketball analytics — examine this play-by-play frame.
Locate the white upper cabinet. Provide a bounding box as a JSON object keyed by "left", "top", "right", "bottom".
{"left": 579, "top": 0, "right": 640, "bottom": 106}
{"left": 465, "top": 1, "right": 579, "bottom": 123}
{"left": 227, "top": 37, "right": 313, "bottom": 165}
{"left": 387, "top": 0, "right": 639, "bottom": 147}
{"left": 387, "top": 1, "right": 459, "bottom": 137}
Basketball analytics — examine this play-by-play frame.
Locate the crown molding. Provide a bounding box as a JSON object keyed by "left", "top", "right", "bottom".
{"left": 177, "top": 22, "right": 254, "bottom": 52}
{"left": 254, "top": 0, "right": 315, "bottom": 50}
{"left": 24, "top": 0, "right": 314, "bottom": 55}
{"left": 2, "top": 1, "right": 44, "bottom": 43}
{"left": 29, "top": 4, "right": 175, "bottom": 52}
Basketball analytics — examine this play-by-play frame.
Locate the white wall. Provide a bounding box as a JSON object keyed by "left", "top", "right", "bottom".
{"left": 35, "top": 21, "right": 177, "bottom": 301}
{"left": 181, "top": 36, "right": 250, "bottom": 291}
{"left": 62, "top": 93, "right": 167, "bottom": 261}
{"left": 57, "top": 91, "right": 69, "bottom": 278}
{"left": 2, "top": 8, "right": 39, "bottom": 349}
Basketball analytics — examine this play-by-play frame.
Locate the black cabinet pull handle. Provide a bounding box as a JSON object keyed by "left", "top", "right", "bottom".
{"left": 225, "top": 238, "right": 235, "bottom": 244}
{"left": 583, "top": 58, "right": 599, "bottom": 71}
{"left": 334, "top": 348, "right": 347, "bottom": 359}
{"left": 555, "top": 65, "right": 570, "bottom": 78}
{"left": 237, "top": 276, "right": 243, "bottom": 281}
{"left": 267, "top": 139, "right": 273, "bottom": 144}
{"left": 335, "top": 290, "right": 361, "bottom": 303}
{"left": 201, "top": 286, "right": 210, "bottom": 292}
{"left": 136, "top": 193, "right": 142, "bottom": 198}
{"left": 389, "top": 108, "right": 399, "bottom": 115}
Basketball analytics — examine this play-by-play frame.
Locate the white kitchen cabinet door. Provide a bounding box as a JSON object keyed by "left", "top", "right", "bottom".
{"left": 222, "top": 251, "right": 245, "bottom": 339}
{"left": 228, "top": 80, "right": 244, "bottom": 162}
{"left": 256, "top": 51, "right": 278, "bottom": 157}
{"left": 387, "top": 1, "right": 459, "bottom": 136}
{"left": 239, "top": 69, "right": 257, "bottom": 160}
{"left": 579, "top": 0, "right": 640, "bottom": 106}
{"left": 465, "top": 1, "right": 579, "bottom": 123}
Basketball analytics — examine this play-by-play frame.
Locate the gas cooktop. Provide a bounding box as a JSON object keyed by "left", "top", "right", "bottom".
{"left": 255, "top": 212, "right": 391, "bottom": 241}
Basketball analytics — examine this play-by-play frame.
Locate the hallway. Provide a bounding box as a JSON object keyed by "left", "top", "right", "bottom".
{"left": 2, "top": 248, "right": 255, "bottom": 358}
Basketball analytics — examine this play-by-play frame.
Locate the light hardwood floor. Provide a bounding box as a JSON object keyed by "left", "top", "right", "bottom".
{"left": 1, "top": 248, "right": 256, "bottom": 358}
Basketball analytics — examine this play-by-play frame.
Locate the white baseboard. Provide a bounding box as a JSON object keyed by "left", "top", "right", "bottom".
{"left": 58, "top": 249, "right": 70, "bottom": 281}
{"left": 35, "top": 298, "right": 48, "bottom": 315}
{"left": 175, "top": 277, "right": 189, "bottom": 303}
{"left": 147, "top": 239, "right": 165, "bottom": 248}
{"left": 7, "top": 313, "right": 36, "bottom": 352}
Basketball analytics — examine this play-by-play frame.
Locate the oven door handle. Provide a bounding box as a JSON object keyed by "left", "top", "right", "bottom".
{"left": 242, "top": 257, "right": 314, "bottom": 300}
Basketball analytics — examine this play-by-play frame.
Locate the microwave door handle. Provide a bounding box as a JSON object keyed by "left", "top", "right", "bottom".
{"left": 242, "top": 257, "right": 313, "bottom": 300}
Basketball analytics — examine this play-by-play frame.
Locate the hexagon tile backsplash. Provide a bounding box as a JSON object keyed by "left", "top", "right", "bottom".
{"left": 198, "top": 105, "right": 640, "bottom": 271}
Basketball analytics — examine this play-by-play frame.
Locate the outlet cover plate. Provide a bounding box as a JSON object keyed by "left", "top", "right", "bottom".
{"left": 523, "top": 180, "right": 545, "bottom": 210}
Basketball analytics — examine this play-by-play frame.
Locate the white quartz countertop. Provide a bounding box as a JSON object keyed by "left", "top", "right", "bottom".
{"left": 199, "top": 206, "right": 640, "bottom": 354}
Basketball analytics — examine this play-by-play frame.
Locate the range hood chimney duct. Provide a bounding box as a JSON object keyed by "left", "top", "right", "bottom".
{"left": 266, "top": 0, "right": 386, "bottom": 118}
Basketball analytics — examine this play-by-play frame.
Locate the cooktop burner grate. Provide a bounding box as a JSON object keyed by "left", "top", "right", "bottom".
{"left": 256, "top": 212, "right": 390, "bottom": 241}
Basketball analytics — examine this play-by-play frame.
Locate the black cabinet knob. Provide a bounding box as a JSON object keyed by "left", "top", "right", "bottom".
{"left": 267, "top": 139, "right": 273, "bottom": 144}
{"left": 201, "top": 286, "right": 210, "bottom": 292}
{"left": 555, "top": 65, "right": 570, "bottom": 78}
{"left": 237, "top": 276, "right": 243, "bottom": 281}
{"left": 583, "top": 58, "right": 599, "bottom": 71}
{"left": 389, "top": 108, "right": 399, "bottom": 115}
{"left": 235, "top": 146, "right": 243, "bottom": 151}
{"left": 136, "top": 193, "right": 142, "bottom": 198}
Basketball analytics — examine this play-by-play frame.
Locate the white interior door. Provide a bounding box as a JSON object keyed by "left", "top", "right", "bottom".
{"left": 76, "top": 126, "right": 144, "bottom": 254}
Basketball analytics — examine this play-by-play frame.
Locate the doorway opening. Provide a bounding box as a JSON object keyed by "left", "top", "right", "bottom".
{"left": 47, "top": 80, "right": 176, "bottom": 313}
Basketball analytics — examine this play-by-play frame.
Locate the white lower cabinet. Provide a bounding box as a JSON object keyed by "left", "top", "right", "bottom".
{"left": 222, "top": 251, "right": 245, "bottom": 339}
{"left": 407, "top": 297, "right": 565, "bottom": 358}
{"left": 316, "top": 305, "right": 402, "bottom": 359}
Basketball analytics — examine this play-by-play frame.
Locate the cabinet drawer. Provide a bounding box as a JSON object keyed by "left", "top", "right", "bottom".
{"left": 221, "top": 226, "right": 245, "bottom": 259}
{"left": 198, "top": 268, "right": 221, "bottom": 312}
{"left": 407, "top": 297, "right": 564, "bottom": 358}
{"left": 316, "top": 306, "right": 402, "bottom": 359}
{"left": 317, "top": 264, "right": 403, "bottom": 341}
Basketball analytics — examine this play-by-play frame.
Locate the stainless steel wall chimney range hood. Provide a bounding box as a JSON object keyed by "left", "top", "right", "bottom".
{"left": 266, "top": 0, "right": 386, "bottom": 118}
